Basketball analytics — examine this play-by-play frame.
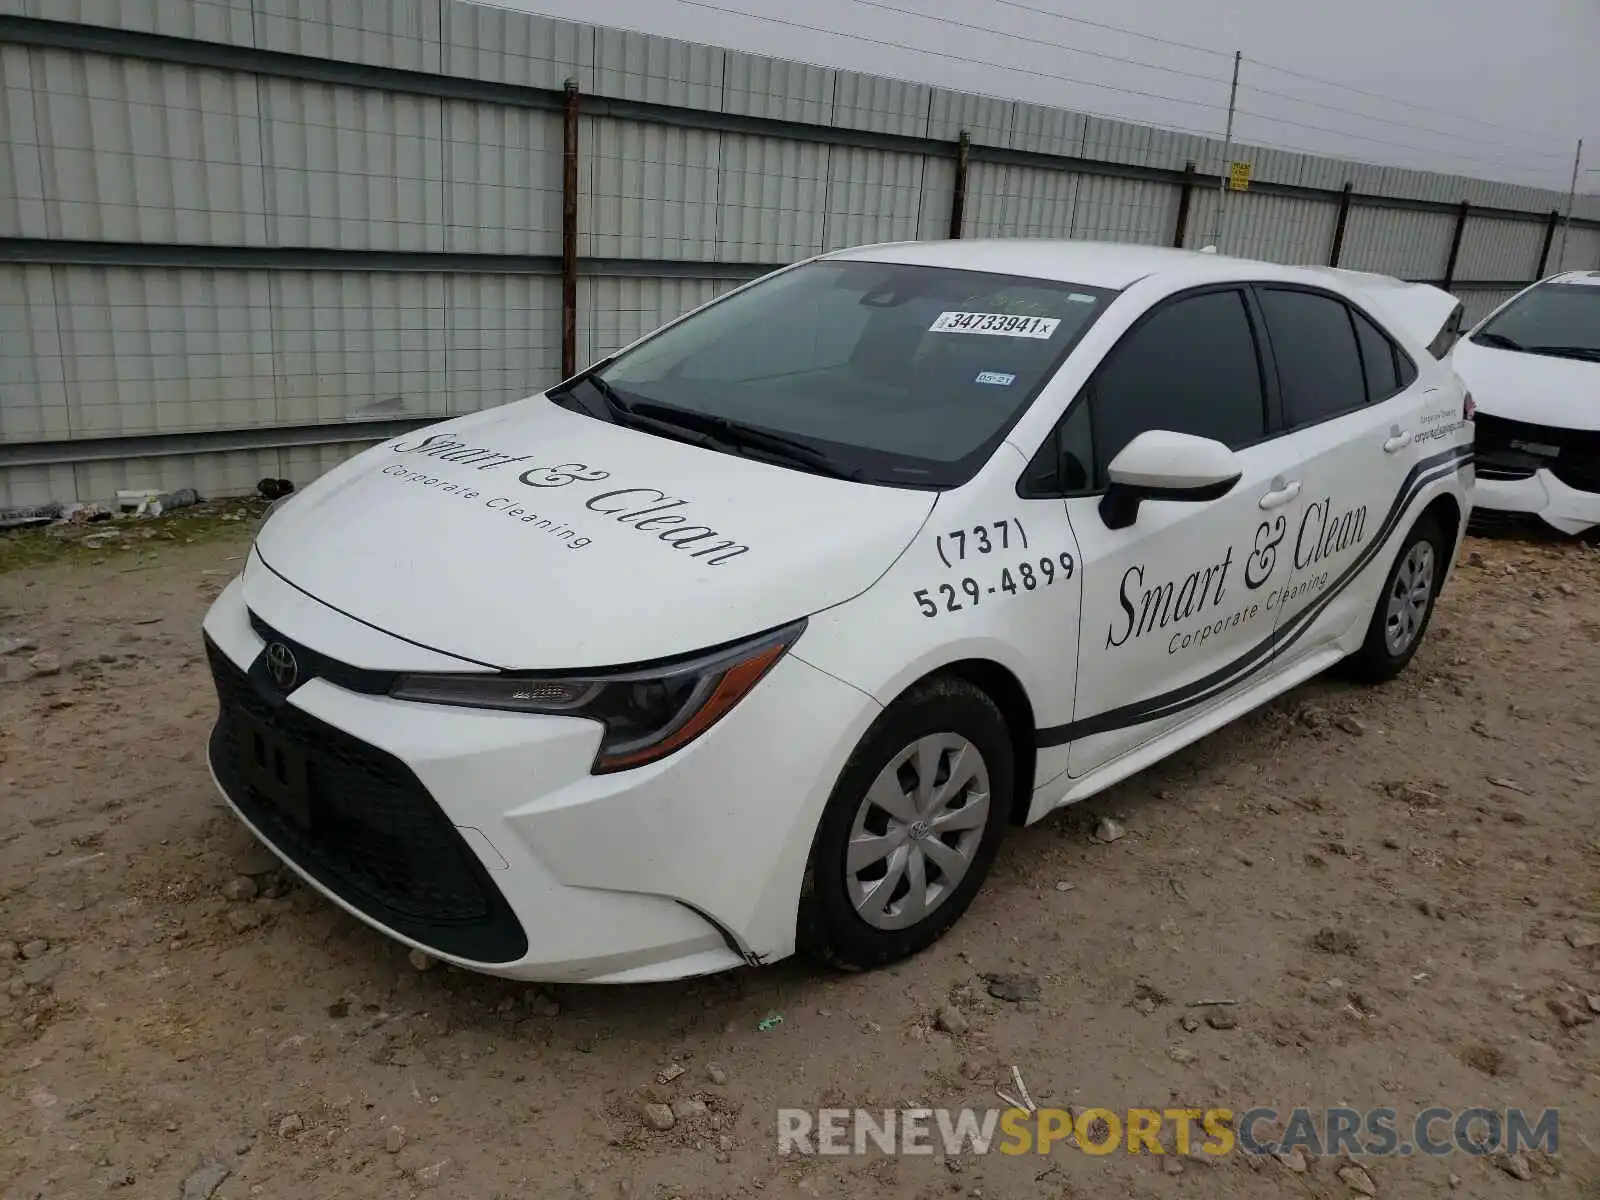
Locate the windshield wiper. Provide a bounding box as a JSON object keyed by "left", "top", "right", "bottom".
{"left": 1522, "top": 344, "right": 1600, "bottom": 362}
{"left": 556, "top": 375, "right": 742, "bottom": 453}
{"left": 1473, "top": 331, "right": 1523, "bottom": 351}
{"left": 628, "top": 401, "right": 864, "bottom": 481}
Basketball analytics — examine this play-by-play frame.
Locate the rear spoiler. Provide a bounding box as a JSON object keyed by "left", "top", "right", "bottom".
{"left": 1304, "top": 267, "right": 1465, "bottom": 359}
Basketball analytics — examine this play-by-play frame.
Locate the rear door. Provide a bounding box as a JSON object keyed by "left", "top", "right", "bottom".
{"left": 1250, "top": 285, "right": 1432, "bottom": 660}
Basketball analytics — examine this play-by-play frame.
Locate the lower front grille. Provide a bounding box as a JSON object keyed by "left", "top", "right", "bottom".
{"left": 1475, "top": 412, "right": 1600, "bottom": 494}
{"left": 205, "top": 635, "right": 528, "bottom": 963}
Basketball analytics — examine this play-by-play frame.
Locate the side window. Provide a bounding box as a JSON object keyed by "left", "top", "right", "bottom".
{"left": 1088, "top": 290, "right": 1266, "bottom": 485}
{"left": 1395, "top": 346, "right": 1419, "bottom": 389}
{"left": 1351, "top": 308, "right": 1401, "bottom": 401}
{"left": 1019, "top": 400, "right": 1093, "bottom": 497}
{"left": 1258, "top": 288, "right": 1368, "bottom": 427}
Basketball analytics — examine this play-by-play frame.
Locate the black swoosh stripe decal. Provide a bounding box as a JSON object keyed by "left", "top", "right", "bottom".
{"left": 1128, "top": 446, "right": 1472, "bottom": 730}
{"left": 1037, "top": 443, "right": 1472, "bottom": 747}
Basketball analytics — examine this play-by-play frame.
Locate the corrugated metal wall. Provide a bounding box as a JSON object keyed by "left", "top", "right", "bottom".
{"left": 3, "top": 0, "right": 1599, "bottom": 509}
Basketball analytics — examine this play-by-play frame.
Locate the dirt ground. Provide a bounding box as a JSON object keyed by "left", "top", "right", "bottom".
{"left": 2, "top": 506, "right": 1598, "bottom": 1200}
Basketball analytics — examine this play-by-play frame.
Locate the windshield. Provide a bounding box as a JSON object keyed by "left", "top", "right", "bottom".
{"left": 577, "top": 259, "right": 1116, "bottom": 488}
{"left": 1473, "top": 282, "right": 1600, "bottom": 361}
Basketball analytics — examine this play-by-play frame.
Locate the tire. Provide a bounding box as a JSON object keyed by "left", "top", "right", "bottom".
{"left": 1343, "top": 514, "right": 1446, "bottom": 684}
{"left": 796, "top": 675, "right": 1014, "bottom": 971}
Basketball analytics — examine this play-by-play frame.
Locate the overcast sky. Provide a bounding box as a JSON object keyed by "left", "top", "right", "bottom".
{"left": 494, "top": 0, "right": 1598, "bottom": 196}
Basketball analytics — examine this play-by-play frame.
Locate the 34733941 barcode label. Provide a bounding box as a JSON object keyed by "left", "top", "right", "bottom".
{"left": 928, "top": 311, "right": 1061, "bottom": 338}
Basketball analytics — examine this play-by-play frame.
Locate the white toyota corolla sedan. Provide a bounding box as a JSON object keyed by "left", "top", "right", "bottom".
{"left": 1449, "top": 270, "right": 1600, "bottom": 535}
{"left": 202, "top": 241, "right": 1475, "bottom": 983}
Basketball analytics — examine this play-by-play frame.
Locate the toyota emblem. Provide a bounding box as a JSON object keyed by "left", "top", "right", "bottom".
{"left": 265, "top": 642, "right": 299, "bottom": 691}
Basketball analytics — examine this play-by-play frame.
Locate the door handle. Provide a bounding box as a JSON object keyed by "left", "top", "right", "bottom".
{"left": 1258, "top": 479, "right": 1301, "bottom": 510}
{"left": 1384, "top": 428, "right": 1413, "bottom": 454}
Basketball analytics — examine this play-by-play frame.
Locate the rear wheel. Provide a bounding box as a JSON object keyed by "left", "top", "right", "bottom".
{"left": 797, "top": 676, "right": 1013, "bottom": 971}
{"left": 1343, "top": 515, "right": 1445, "bottom": 684}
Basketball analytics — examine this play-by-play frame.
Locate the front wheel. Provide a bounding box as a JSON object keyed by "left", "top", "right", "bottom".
{"left": 1343, "top": 515, "right": 1446, "bottom": 684}
{"left": 796, "top": 676, "right": 1014, "bottom": 971}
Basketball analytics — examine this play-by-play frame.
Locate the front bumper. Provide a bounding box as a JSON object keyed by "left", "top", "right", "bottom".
{"left": 200, "top": 567, "right": 880, "bottom": 983}
{"left": 1472, "top": 469, "right": 1600, "bottom": 536}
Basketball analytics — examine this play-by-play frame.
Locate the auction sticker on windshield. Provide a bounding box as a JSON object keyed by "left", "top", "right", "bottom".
{"left": 929, "top": 311, "right": 1060, "bottom": 338}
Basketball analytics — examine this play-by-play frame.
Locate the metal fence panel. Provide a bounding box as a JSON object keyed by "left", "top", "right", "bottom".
{"left": 1336, "top": 206, "right": 1457, "bottom": 279}
{"left": 1004, "top": 101, "right": 1084, "bottom": 158}
{"left": 917, "top": 157, "right": 956, "bottom": 241}
{"left": 1072, "top": 174, "right": 1178, "bottom": 244}
{"left": 24, "top": 48, "right": 270, "bottom": 245}
{"left": 0, "top": 264, "right": 67, "bottom": 442}
{"left": 928, "top": 89, "right": 1012, "bottom": 147}
{"left": 1456, "top": 287, "right": 1524, "bottom": 326}
{"left": 447, "top": 273, "right": 562, "bottom": 415}
{"left": 961, "top": 161, "right": 1010, "bottom": 239}
{"left": 578, "top": 275, "right": 738, "bottom": 368}
{"left": 821, "top": 145, "right": 927, "bottom": 250}
{"left": 0, "top": 463, "right": 78, "bottom": 511}
{"left": 253, "top": 0, "right": 443, "bottom": 74}
{"left": 0, "top": 45, "right": 45, "bottom": 238}
{"left": 832, "top": 70, "right": 931, "bottom": 138}
{"left": 442, "top": 2, "right": 593, "bottom": 91}
{"left": 25, "top": 0, "right": 256, "bottom": 46}
{"left": 6, "top": 0, "right": 1600, "bottom": 508}
{"left": 714, "top": 134, "right": 829, "bottom": 263}
{"left": 1455, "top": 215, "right": 1544, "bottom": 284}
{"left": 1554, "top": 227, "right": 1600, "bottom": 273}
{"left": 1220, "top": 191, "right": 1340, "bottom": 265}
{"left": 592, "top": 26, "right": 723, "bottom": 110}
{"left": 579, "top": 117, "right": 720, "bottom": 260}
{"left": 442, "top": 100, "right": 562, "bottom": 256}
{"left": 720, "top": 50, "right": 834, "bottom": 126}
{"left": 994, "top": 166, "right": 1080, "bottom": 240}
{"left": 270, "top": 269, "right": 448, "bottom": 426}
{"left": 50, "top": 265, "right": 278, "bottom": 438}
{"left": 259, "top": 76, "right": 445, "bottom": 252}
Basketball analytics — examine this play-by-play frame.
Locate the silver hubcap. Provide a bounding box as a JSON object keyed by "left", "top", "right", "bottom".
{"left": 1384, "top": 540, "right": 1435, "bottom": 656}
{"left": 846, "top": 734, "right": 991, "bottom": 931}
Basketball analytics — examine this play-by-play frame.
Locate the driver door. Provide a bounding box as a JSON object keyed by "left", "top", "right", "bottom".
{"left": 1051, "top": 287, "right": 1308, "bottom": 778}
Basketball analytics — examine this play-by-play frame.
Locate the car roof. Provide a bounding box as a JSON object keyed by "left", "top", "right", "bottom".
{"left": 824, "top": 239, "right": 1461, "bottom": 347}
{"left": 825, "top": 238, "right": 1374, "bottom": 291}
{"left": 1544, "top": 270, "right": 1600, "bottom": 288}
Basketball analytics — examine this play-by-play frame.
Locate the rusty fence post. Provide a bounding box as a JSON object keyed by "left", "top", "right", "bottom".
{"left": 1536, "top": 208, "right": 1560, "bottom": 278}
{"left": 561, "top": 79, "right": 580, "bottom": 379}
{"left": 1442, "top": 200, "right": 1470, "bottom": 291}
{"left": 948, "top": 130, "right": 970, "bottom": 239}
{"left": 1328, "top": 181, "right": 1353, "bottom": 266}
{"left": 1172, "top": 161, "right": 1195, "bottom": 248}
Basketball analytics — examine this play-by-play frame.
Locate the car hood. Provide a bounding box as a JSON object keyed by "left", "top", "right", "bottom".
{"left": 254, "top": 398, "right": 936, "bottom": 669}
{"left": 1451, "top": 338, "right": 1600, "bottom": 431}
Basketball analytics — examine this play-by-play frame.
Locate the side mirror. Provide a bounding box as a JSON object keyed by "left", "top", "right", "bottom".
{"left": 1099, "top": 431, "right": 1243, "bottom": 530}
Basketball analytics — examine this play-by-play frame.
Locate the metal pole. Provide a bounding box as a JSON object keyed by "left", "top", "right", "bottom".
{"left": 561, "top": 79, "right": 580, "bottom": 379}
{"left": 1212, "top": 50, "right": 1241, "bottom": 249}
{"left": 1443, "top": 200, "right": 1469, "bottom": 291}
{"left": 1555, "top": 138, "right": 1582, "bottom": 271}
{"left": 1328, "top": 181, "right": 1353, "bottom": 266}
{"left": 1536, "top": 208, "right": 1560, "bottom": 278}
{"left": 1173, "top": 162, "right": 1195, "bottom": 248}
{"left": 948, "top": 130, "right": 970, "bottom": 239}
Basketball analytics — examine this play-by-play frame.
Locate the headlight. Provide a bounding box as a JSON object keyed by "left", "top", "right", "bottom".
{"left": 389, "top": 619, "right": 807, "bottom": 773}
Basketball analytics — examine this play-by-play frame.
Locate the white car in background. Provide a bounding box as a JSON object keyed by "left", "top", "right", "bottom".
{"left": 202, "top": 241, "right": 1474, "bottom": 984}
{"left": 1451, "top": 270, "right": 1600, "bottom": 536}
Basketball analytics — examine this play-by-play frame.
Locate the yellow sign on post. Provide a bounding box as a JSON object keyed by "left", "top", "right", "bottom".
{"left": 1228, "top": 161, "right": 1251, "bottom": 192}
